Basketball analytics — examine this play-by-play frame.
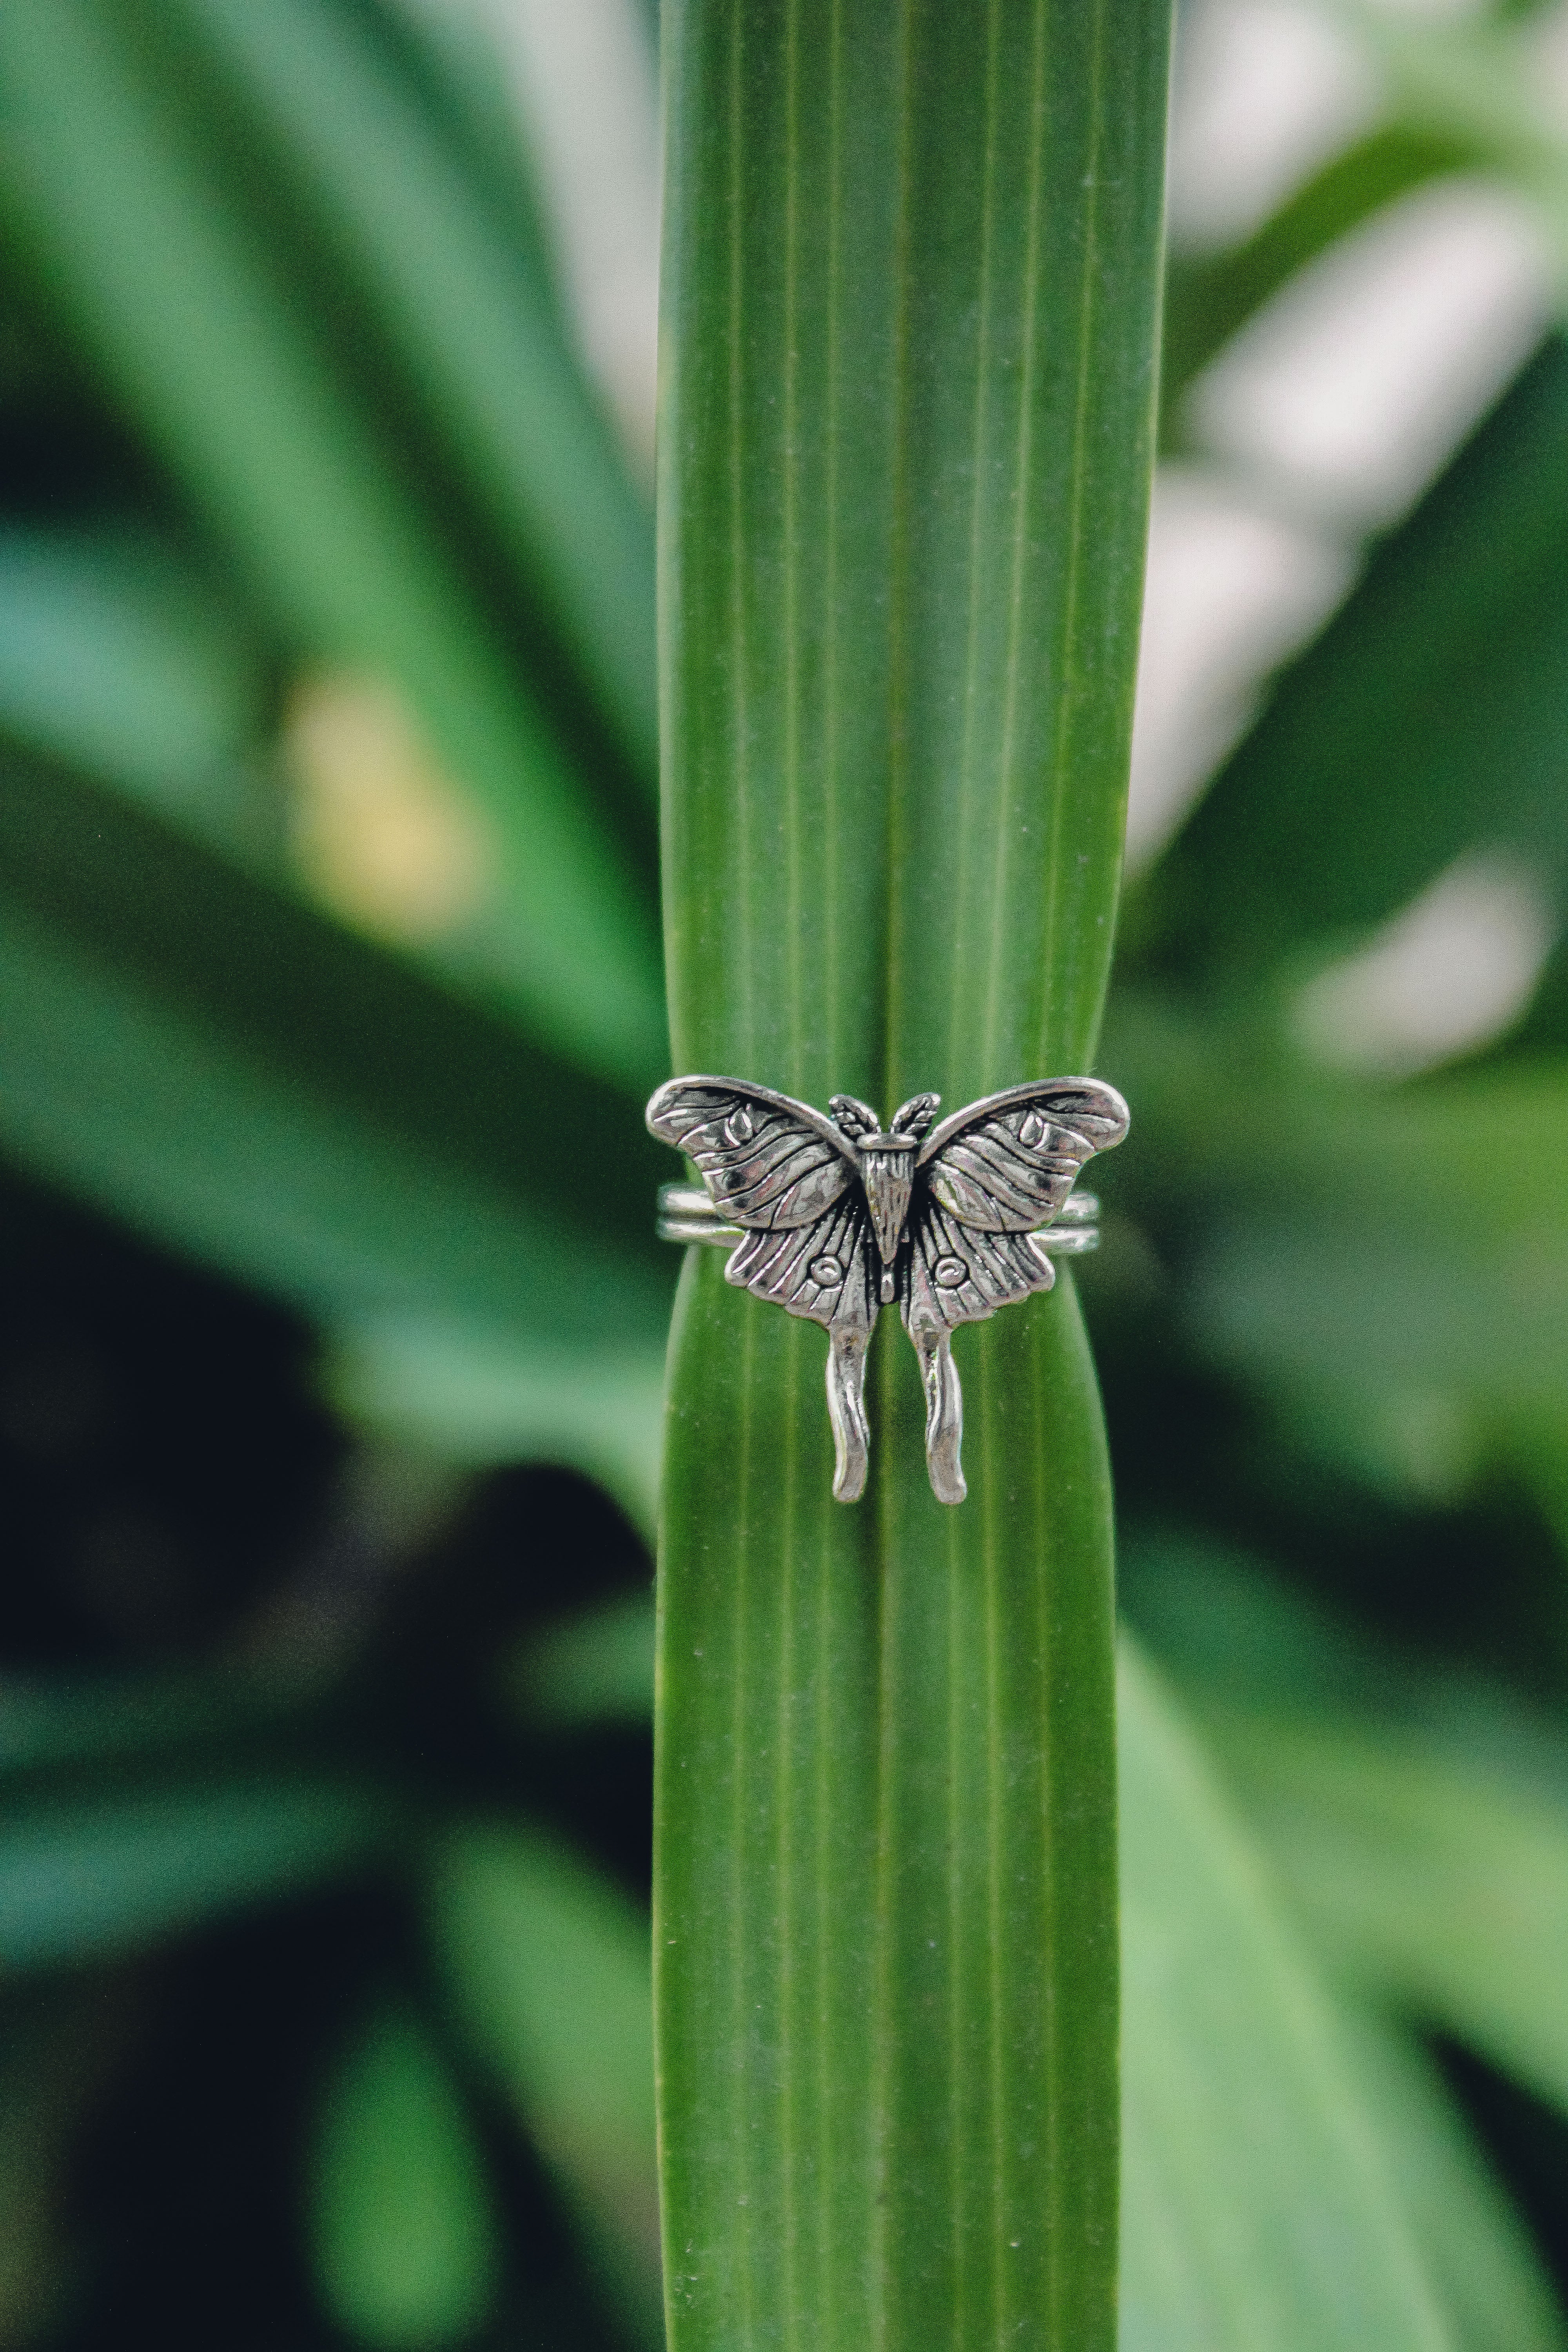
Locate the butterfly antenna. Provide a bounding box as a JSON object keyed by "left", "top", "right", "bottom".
{"left": 891, "top": 1092, "right": 940, "bottom": 1138}
{"left": 829, "top": 1094, "right": 879, "bottom": 1140}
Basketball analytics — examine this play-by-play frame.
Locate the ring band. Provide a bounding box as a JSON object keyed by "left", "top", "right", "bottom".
{"left": 657, "top": 1182, "right": 1101, "bottom": 1254}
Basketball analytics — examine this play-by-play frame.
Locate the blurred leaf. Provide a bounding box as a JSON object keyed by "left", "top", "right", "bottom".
{"left": 330, "top": 1323, "right": 666, "bottom": 1535}
{"left": 1107, "top": 1001, "right": 1568, "bottom": 1422}
{"left": 1219, "top": 1706, "right": 1568, "bottom": 2123}
{"left": 0, "top": 742, "right": 671, "bottom": 1365}
{"left": 1508, "top": 1401, "right": 1568, "bottom": 1556}
{"left": 1516, "top": 938, "right": 1568, "bottom": 1050}
{"left": 1119, "top": 1019, "right": 1568, "bottom": 1237}
{"left": 309, "top": 1991, "right": 503, "bottom": 2351}
{"left": 166, "top": 0, "right": 659, "bottom": 783}
{"left": 655, "top": 7, "right": 1169, "bottom": 2347}
{"left": 374, "top": 0, "right": 561, "bottom": 299}
{"left": 0, "top": 522, "right": 274, "bottom": 842}
{"left": 1348, "top": 8, "right": 1568, "bottom": 232}
{"left": 1161, "top": 125, "right": 1475, "bottom": 434}
{"left": 372, "top": 0, "right": 566, "bottom": 297}
{"left": 1186, "top": 1205, "right": 1568, "bottom": 1416}
{"left": 501, "top": 1590, "right": 655, "bottom": 1732}
{"left": 0, "top": 521, "right": 510, "bottom": 965}
{"left": 0, "top": 1456, "right": 448, "bottom": 1796}
{"left": 0, "top": 1661, "right": 299, "bottom": 1785}
{"left": 0, "top": 1774, "right": 392, "bottom": 1970}
{"left": 425, "top": 1825, "right": 660, "bottom": 2345}
{"left": 1326, "top": 2006, "right": 1567, "bottom": 2352}
{"left": 1129, "top": 1546, "right": 1568, "bottom": 2127}
{"left": 0, "top": 0, "right": 663, "bottom": 1081}
{"left": 1118, "top": 1639, "right": 1560, "bottom": 2350}
{"left": 1147, "top": 1061, "right": 1568, "bottom": 1437}
{"left": 1150, "top": 336, "right": 1568, "bottom": 989}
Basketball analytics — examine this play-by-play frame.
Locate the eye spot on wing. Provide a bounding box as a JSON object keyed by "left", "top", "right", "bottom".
{"left": 809, "top": 1254, "right": 844, "bottom": 1285}
{"left": 1019, "top": 1108, "right": 1047, "bottom": 1149}
{"left": 725, "top": 1106, "right": 755, "bottom": 1145}
{"left": 932, "top": 1256, "right": 967, "bottom": 1289}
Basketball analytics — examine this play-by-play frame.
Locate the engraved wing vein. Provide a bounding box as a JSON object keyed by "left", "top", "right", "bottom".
{"left": 933, "top": 1126, "right": 1089, "bottom": 1228}
{"left": 726, "top": 1193, "right": 875, "bottom": 1331}
{"left": 924, "top": 1082, "right": 1128, "bottom": 1233}
{"left": 646, "top": 1080, "right": 853, "bottom": 1230}
{"left": 903, "top": 1197, "right": 1054, "bottom": 1333}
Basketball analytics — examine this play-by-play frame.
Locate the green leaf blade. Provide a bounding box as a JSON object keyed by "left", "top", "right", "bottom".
{"left": 655, "top": 6, "right": 1171, "bottom": 2348}
{"left": 869, "top": 1285, "right": 1120, "bottom": 2352}
{"left": 655, "top": 1258, "right": 880, "bottom": 2341}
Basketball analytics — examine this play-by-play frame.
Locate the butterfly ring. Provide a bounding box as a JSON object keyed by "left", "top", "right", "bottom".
{"left": 646, "top": 1076, "right": 1129, "bottom": 1506}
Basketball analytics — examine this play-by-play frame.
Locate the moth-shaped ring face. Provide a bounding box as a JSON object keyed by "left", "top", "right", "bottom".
{"left": 646, "top": 1074, "right": 1129, "bottom": 1504}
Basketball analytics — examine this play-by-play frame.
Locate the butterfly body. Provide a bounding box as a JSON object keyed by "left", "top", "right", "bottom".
{"left": 646, "top": 1074, "right": 1128, "bottom": 1504}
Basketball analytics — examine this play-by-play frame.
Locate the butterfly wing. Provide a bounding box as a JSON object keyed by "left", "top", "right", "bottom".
{"left": 915, "top": 1077, "right": 1129, "bottom": 1235}
{"left": 900, "top": 1196, "right": 1058, "bottom": 1504}
{"left": 647, "top": 1074, "right": 878, "bottom": 1500}
{"left": 646, "top": 1075, "right": 855, "bottom": 1230}
{"left": 645, "top": 1074, "right": 876, "bottom": 1329}
{"left": 725, "top": 1198, "right": 879, "bottom": 1502}
{"left": 722, "top": 1191, "right": 877, "bottom": 1332}
{"left": 903, "top": 1077, "right": 1127, "bottom": 1338}
{"left": 900, "top": 1080, "right": 1127, "bottom": 1504}
{"left": 903, "top": 1192, "right": 1058, "bottom": 1336}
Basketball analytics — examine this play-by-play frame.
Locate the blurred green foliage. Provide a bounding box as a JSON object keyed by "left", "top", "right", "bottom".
{"left": 5, "top": 0, "right": 1568, "bottom": 2347}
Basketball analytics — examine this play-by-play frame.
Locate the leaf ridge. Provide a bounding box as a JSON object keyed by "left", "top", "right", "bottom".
{"left": 980, "top": 0, "right": 1054, "bottom": 1085}
{"left": 730, "top": 1294, "right": 759, "bottom": 2339}
{"left": 777, "top": 1314, "right": 802, "bottom": 2345}
{"left": 726, "top": 7, "right": 755, "bottom": 1072}
{"left": 946, "top": 1443, "right": 969, "bottom": 2331}
{"left": 1035, "top": 1317, "right": 1065, "bottom": 2349}
{"left": 945, "top": 0, "right": 1008, "bottom": 1094}
{"left": 820, "top": 0, "right": 847, "bottom": 1084}
{"left": 783, "top": 0, "right": 804, "bottom": 1087}
{"left": 876, "top": 0, "right": 919, "bottom": 1122}
{"left": 1034, "top": 0, "right": 1112, "bottom": 1081}
{"left": 982, "top": 1341, "right": 1009, "bottom": 2347}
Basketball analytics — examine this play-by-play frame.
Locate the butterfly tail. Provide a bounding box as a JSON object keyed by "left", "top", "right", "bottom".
{"left": 912, "top": 1327, "right": 965, "bottom": 1504}
{"left": 826, "top": 1324, "right": 871, "bottom": 1503}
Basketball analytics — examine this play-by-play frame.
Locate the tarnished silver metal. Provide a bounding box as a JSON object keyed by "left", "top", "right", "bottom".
{"left": 646, "top": 1076, "right": 1129, "bottom": 1506}
{"left": 657, "top": 1183, "right": 1102, "bottom": 1250}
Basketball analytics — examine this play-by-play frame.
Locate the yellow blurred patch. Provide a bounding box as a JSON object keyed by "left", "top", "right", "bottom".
{"left": 285, "top": 674, "right": 494, "bottom": 944}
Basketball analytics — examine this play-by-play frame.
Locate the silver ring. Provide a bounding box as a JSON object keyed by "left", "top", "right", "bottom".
{"left": 657, "top": 1180, "right": 1101, "bottom": 1254}
{"left": 647, "top": 1074, "right": 1128, "bottom": 1506}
